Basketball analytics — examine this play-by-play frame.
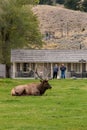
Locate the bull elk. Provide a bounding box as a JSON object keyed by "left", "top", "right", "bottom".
{"left": 11, "top": 71, "right": 52, "bottom": 96}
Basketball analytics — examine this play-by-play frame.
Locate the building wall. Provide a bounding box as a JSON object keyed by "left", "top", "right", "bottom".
{"left": 0, "top": 64, "right": 6, "bottom": 78}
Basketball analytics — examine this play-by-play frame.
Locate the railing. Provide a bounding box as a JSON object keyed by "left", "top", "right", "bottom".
{"left": 71, "top": 71, "right": 87, "bottom": 78}
{"left": 15, "top": 70, "right": 34, "bottom": 78}
{"left": 15, "top": 70, "right": 51, "bottom": 78}
{"left": 15, "top": 71, "right": 87, "bottom": 78}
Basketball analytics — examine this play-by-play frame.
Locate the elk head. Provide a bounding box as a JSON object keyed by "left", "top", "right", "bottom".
{"left": 40, "top": 79, "right": 52, "bottom": 89}
{"left": 35, "top": 71, "right": 52, "bottom": 89}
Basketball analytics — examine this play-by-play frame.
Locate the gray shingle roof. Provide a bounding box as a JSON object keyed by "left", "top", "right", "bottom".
{"left": 11, "top": 49, "right": 87, "bottom": 63}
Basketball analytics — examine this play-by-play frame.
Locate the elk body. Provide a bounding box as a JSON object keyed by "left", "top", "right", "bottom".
{"left": 11, "top": 80, "right": 52, "bottom": 96}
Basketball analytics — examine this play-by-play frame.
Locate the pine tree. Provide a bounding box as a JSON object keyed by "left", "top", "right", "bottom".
{"left": 82, "top": 0, "right": 87, "bottom": 12}
{"left": 64, "top": 0, "right": 81, "bottom": 10}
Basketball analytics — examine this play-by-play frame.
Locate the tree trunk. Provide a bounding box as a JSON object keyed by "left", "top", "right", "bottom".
{"left": 1, "top": 27, "right": 11, "bottom": 78}
{"left": 6, "top": 64, "right": 10, "bottom": 78}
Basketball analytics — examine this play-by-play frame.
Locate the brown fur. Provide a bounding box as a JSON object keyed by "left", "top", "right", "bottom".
{"left": 11, "top": 80, "right": 52, "bottom": 96}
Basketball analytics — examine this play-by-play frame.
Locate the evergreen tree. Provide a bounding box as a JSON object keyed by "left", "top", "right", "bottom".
{"left": 56, "top": 0, "right": 65, "bottom": 4}
{"left": 64, "top": 0, "right": 81, "bottom": 10}
{"left": 39, "top": 0, "right": 53, "bottom": 5}
{"left": 39, "top": 0, "right": 47, "bottom": 4}
{"left": 82, "top": 0, "right": 87, "bottom": 12}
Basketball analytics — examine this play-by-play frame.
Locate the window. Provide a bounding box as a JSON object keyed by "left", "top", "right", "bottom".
{"left": 23, "top": 63, "right": 29, "bottom": 71}
{"left": 31, "top": 63, "right": 35, "bottom": 70}
{"left": 16, "top": 63, "right": 20, "bottom": 72}
{"left": 82, "top": 63, "right": 86, "bottom": 72}
{"left": 67, "top": 63, "right": 71, "bottom": 72}
{"left": 73, "top": 63, "right": 80, "bottom": 72}
{"left": 44, "top": 63, "right": 51, "bottom": 77}
{"left": 22, "top": 63, "right": 35, "bottom": 72}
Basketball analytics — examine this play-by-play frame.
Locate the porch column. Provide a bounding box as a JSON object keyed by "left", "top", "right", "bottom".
{"left": 71, "top": 63, "right": 73, "bottom": 71}
{"left": 51, "top": 63, "right": 53, "bottom": 78}
{"left": 80, "top": 63, "right": 82, "bottom": 72}
{"left": 12, "top": 62, "right": 15, "bottom": 78}
{"left": 85, "top": 63, "right": 87, "bottom": 78}
{"left": 35, "top": 63, "right": 37, "bottom": 78}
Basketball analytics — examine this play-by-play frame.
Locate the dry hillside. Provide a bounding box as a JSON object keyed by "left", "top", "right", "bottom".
{"left": 32, "top": 5, "right": 87, "bottom": 49}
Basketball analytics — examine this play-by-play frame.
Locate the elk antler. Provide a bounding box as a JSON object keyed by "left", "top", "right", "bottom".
{"left": 44, "top": 68, "right": 52, "bottom": 80}
{"left": 28, "top": 67, "right": 52, "bottom": 80}
{"left": 35, "top": 70, "right": 43, "bottom": 80}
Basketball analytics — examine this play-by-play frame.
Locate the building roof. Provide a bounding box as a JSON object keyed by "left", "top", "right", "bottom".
{"left": 11, "top": 49, "right": 87, "bottom": 63}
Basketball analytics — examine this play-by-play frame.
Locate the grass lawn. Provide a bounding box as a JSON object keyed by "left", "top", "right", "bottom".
{"left": 0, "top": 78, "right": 87, "bottom": 130}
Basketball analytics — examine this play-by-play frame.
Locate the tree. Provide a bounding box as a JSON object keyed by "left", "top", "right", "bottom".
{"left": 0, "top": 0, "right": 42, "bottom": 77}
{"left": 39, "top": 0, "right": 53, "bottom": 5}
{"left": 39, "top": 0, "right": 47, "bottom": 4}
{"left": 64, "top": 0, "right": 81, "bottom": 10}
{"left": 56, "top": 0, "right": 65, "bottom": 4}
{"left": 82, "top": 0, "right": 87, "bottom": 12}
{"left": 17, "top": 0, "right": 39, "bottom": 5}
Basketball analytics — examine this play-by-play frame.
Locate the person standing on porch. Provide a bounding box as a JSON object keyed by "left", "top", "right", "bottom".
{"left": 60, "top": 64, "right": 66, "bottom": 79}
{"left": 53, "top": 64, "right": 58, "bottom": 79}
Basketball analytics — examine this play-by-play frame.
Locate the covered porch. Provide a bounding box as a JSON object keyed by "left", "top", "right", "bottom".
{"left": 11, "top": 61, "right": 87, "bottom": 78}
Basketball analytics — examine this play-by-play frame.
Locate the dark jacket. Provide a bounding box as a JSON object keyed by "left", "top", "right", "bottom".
{"left": 60, "top": 66, "right": 66, "bottom": 72}
{"left": 53, "top": 66, "right": 58, "bottom": 73}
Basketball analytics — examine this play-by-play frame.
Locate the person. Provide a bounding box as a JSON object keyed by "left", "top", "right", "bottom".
{"left": 60, "top": 64, "right": 66, "bottom": 79}
{"left": 53, "top": 64, "right": 58, "bottom": 79}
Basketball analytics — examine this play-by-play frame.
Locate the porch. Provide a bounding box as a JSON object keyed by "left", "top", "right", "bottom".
{"left": 11, "top": 62, "right": 87, "bottom": 78}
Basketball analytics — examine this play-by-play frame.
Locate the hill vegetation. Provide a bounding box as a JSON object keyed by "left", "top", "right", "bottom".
{"left": 33, "top": 4, "right": 87, "bottom": 49}
{"left": 39, "top": 0, "right": 87, "bottom": 12}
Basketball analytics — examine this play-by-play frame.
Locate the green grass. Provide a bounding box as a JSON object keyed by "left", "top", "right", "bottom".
{"left": 0, "top": 78, "right": 87, "bottom": 130}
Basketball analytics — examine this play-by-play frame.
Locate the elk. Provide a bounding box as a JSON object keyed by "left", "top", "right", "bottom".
{"left": 11, "top": 71, "right": 52, "bottom": 96}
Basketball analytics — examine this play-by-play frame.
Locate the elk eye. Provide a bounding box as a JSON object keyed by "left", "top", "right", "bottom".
{"left": 45, "top": 80, "right": 48, "bottom": 83}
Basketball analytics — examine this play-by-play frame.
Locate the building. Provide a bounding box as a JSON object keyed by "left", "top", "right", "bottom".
{"left": 0, "top": 64, "right": 6, "bottom": 78}
{"left": 11, "top": 49, "right": 87, "bottom": 78}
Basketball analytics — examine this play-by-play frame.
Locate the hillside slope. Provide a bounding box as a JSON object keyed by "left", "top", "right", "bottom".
{"left": 33, "top": 5, "right": 87, "bottom": 49}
